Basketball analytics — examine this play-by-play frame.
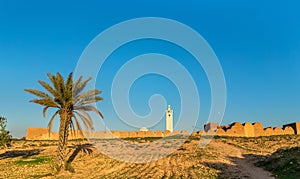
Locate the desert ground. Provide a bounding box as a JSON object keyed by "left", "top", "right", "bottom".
{"left": 0, "top": 135, "right": 299, "bottom": 179}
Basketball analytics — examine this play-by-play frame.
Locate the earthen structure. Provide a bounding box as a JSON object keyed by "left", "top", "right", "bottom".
{"left": 26, "top": 121, "right": 300, "bottom": 140}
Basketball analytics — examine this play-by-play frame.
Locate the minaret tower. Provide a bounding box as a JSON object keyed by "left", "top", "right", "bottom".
{"left": 166, "top": 105, "right": 173, "bottom": 132}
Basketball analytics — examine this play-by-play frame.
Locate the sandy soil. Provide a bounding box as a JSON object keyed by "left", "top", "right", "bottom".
{"left": 0, "top": 135, "right": 298, "bottom": 179}
{"left": 208, "top": 141, "right": 274, "bottom": 179}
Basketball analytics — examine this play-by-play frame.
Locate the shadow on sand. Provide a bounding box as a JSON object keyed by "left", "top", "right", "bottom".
{"left": 0, "top": 149, "right": 44, "bottom": 159}
{"left": 67, "top": 143, "right": 93, "bottom": 163}
{"left": 203, "top": 153, "right": 274, "bottom": 179}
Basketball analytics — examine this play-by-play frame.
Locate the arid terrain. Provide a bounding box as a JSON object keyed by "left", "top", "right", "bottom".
{"left": 0, "top": 135, "right": 299, "bottom": 179}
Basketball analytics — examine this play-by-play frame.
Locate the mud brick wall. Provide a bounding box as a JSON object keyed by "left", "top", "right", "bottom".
{"left": 26, "top": 121, "right": 299, "bottom": 140}
{"left": 273, "top": 127, "right": 285, "bottom": 135}
{"left": 243, "top": 122, "right": 255, "bottom": 137}
{"left": 225, "top": 122, "right": 245, "bottom": 137}
{"left": 216, "top": 128, "right": 226, "bottom": 136}
{"left": 204, "top": 123, "right": 218, "bottom": 132}
{"left": 214, "top": 121, "right": 298, "bottom": 137}
{"left": 26, "top": 128, "right": 85, "bottom": 140}
{"left": 26, "top": 129, "right": 190, "bottom": 140}
{"left": 283, "top": 126, "right": 295, "bottom": 135}
{"left": 253, "top": 122, "right": 264, "bottom": 137}
{"left": 263, "top": 127, "right": 274, "bottom": 136}
{"left": 283, "top": 122, "right": 300, "bottom": 134}
{"left": 26, "top": 128, "right": 49, "bottom": 140}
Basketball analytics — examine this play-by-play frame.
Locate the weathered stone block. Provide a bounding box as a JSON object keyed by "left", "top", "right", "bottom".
{"left": 273, "top": 127, "right": 284, "bottom": 135}
{"left": 154, "top": 130, "right": 163, "bottom": 137}
{"left": 283, "top": 122, "right": 300, "bottom": 134}
{"left": 226, "top": 122, "right": 245, "bottom": 137}
{"left": 204, "top": 123, "right": 218, "bottom": 132}
{"left": 216, "top": 128, "right": 226, "bottom": 136}
{"left": 243, "top": 122, "right": 255, "bottom": 137}
{"left": 26, "top": 128, "right": 49, "bottom": 140}
{"left": 198, "top": 130, "right": 205, "bottom": 135}
{"left": 181, "top": 130, "right": 189, "bottom": 136}
{"left": 253, "top": 122, "right": 264, "bottom": 137}
{"left": 283, "top": 126, "right": 295, "bottom": 135}
{"left": 164, "top": 130, "right": 171, "bottom": 136}
{"left": 264, "top": 127, "right": 274, "bottom": 136}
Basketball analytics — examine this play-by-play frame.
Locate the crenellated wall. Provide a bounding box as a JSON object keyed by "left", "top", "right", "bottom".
{"left": 26, "top": 122, "right": 300, "bottom": 140}
{"left": 283, "top": 122, "right": 300, "bottom": 134}
{"left": 25, "top": 128, "right": 187, "bottom": 140}
{"left": 209, "top": 122, "right": 299, "bottom": 137}
{"left": 26, "top": 128, "right": 86, "bottom": 140}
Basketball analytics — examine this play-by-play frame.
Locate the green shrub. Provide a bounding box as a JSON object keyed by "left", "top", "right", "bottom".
{"left": 0, "top": 116, "right": 12, "bottom": 148}
{"left": 15, "top": 156, "right": 52, "bottom": 165}
{"left": 256, "top": 147, "right": 300, "bottom": 179}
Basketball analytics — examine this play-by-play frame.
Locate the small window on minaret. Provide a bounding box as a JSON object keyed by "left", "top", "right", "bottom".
{"left": 168, "top": 114, "right": 171, "bottom": 117}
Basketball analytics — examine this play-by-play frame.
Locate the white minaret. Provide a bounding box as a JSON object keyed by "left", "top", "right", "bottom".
{"left": 166, "top": 105, "right": 173, "bottom": 132}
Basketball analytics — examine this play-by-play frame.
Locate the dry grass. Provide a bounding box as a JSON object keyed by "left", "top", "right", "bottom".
{"left": 216, "top": 135, "right": 300, "bottom": 154}
{"left": 0, "top": 135, "right": 299, "bottom": 178}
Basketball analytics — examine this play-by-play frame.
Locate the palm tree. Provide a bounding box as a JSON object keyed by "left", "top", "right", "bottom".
{"left": 25, "top": 72, "right": 104, "bottom": 172}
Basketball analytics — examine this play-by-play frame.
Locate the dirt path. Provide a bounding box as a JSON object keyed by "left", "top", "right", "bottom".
{"left": 235, "top": 157, "right": 274, "bottom": 179}
{"left": 0, "top": 139, "right": 281, "bottom": 178}
{"left": 210, "top": 141, "right": 275, "bottom": 179}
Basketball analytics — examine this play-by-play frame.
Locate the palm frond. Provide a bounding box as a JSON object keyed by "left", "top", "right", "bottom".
{"left": 73, "top": 76, "right": 82, "bottom": 94}
{"left": 73, "top": 105, "right": 104, "bottom": 119}
{"left": 43, "top": 106, "right": 50, "bottom": 118}
{"left": 80, "top": 96, "right": 104, "bottom": 106}
{"left": 38, "top": 80, "right": 57, "bottom": 97}
{"left": 74, "top": 89, "right": 102, "bottom": 105}
{"left": 71, "top": 114, "right": 85, "bottom": 137}
{"left": 77, "top": 109, "right": 93, "bottom": 123}
{"left": 65, "top": 73, "right": 73, "bottom": 102}
{"left": 69, "top": 120, "right": 76, "bottom": 138}
{"left": 77, "top": 89, "right": 101, "bottom": 99}
{"left": 56, "top": 72, "right": 66, "bottom": 94}
{"left": 66, "top": 73, "right": 73, "bottom": 91}
{"left": 29, "top": 99, "right": 59, "bottom": 108}
{"left": 47, "top": 73, "right": 63, "bottom": 105}
{"left": 24, "top": 89, "right": 52, "bottom": 99}
{"left": 47, "top": 73, "right": 59, "bottom": 91}
{"left": 47, "top": 110, "right": 60, "bottom": 136}
{"left": 75, "top": 110, "right": 94, "bottom": 134}
{"left": 73, "top": 77, "right": 92, "bottom": 97}
{"left": 74, "top": 111, "right": 94, "bottom": 131}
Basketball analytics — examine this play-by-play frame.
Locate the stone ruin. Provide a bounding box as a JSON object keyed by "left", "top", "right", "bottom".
{"left": 204, "top": 122, "right": 299, "bottom": 137}
{"left": 25, "top": 128, "right": 187, "bottom": 140}
{"left": 26, "top": 128, "right": 86, "bottom": 140}
{"left": 204, "top": 123, "right": 218, "bottom": 134}
{"left": 283, "top": 122, "right": 300, "bottom": 134}
{"left": 26, "top": 122, "right": 300, "bottom": 140}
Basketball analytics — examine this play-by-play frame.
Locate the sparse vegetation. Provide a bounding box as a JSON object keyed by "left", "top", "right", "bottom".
{"left": 123, "top": 137, "right": 162, "bottom": 142}
{"left": 217, "top": 135, "right": 300, "bottom": 154}
{"left": 0, "top": 116, "right": 12, "bottom": 148}
{"left": 0, "top": 135, "right": 299, "bottom": 178}
{"left": 256, "top": 147, "right": 300, "bottom": 179}
{"left": 15, "top": 156, "right": 52, "bottom": 165}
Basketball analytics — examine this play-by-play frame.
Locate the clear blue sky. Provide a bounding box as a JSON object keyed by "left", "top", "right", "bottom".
{"left": 0, "top": 1, "right": 299, "bottom": 137}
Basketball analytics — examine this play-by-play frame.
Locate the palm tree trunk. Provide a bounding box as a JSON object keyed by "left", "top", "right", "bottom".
{"left": 56, "top": 110, "right": 70, "bottom": 171}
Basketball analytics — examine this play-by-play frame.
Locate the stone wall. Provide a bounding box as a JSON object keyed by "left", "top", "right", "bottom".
{"left": 204, "top": 123, "right": 218, "bottom": 133}
{"left": 283, "top": 122, "right": 300, "bottom": 134}
{"left": 204, "top": 122, "right": 298, "bottom": 137}
{"left": 26, "top": 121, "right": 299, "bottom": 140}
{"left": 26, "top": 128, "right": 90, "bottom": 140}
{"left": 26, "top": 128, "right": 49, "bottom": 140}
{"left": 26, "top": 128, "right": 189, "bottom": 140}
